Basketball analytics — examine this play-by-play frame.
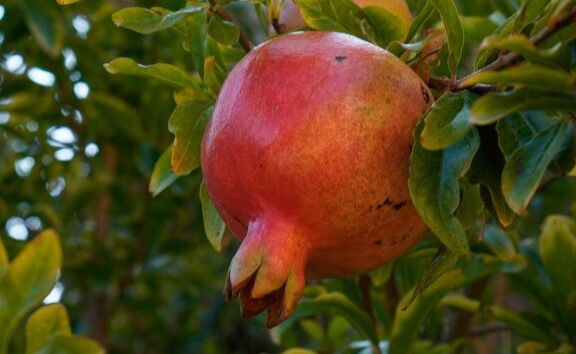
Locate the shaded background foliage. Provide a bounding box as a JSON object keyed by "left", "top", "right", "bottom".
{"left": 0, "top": 0, "right": 575, "bottom": 353}
{"left": 1, "top": 0, "right": 273, "bottom": 352}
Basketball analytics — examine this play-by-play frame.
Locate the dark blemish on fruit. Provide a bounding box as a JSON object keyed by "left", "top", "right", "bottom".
{"left": 400, "top": 235, "right": 408, "bottom": 242}
{"left": 369, "top": 197, "right": 406, "bottom": 213}
{"left": 391, "top": 240, "right": 398, "bottom": 246}
{"left": 393, "top": 200, "right": 408, "bottom": 211}
{"left": 376, "top": 198, "right": 393, "bottom": 210}
{"left": 374, "top": 240, "right": 383, "bottom": 246}
{"left": 421, "top": 84, "right": 430, "bottom": 103}
{"left": 335, "top": 55, "right": 347, "bottom": 62}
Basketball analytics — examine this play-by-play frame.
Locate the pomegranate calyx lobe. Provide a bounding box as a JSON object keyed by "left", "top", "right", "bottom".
{"left": 224, "top": 216, "right": 307, "bottom": 327}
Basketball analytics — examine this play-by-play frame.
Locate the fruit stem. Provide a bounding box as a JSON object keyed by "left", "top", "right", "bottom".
{"left": 208, "top": 0, "right": 252, "bottom": 52}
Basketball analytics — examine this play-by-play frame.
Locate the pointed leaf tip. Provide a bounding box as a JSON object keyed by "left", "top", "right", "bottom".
{"left": 149, "top": 146, "right": 179, "bottom": 196}
{"left": 199, "top": 181, "right": 226, "bottom": 252}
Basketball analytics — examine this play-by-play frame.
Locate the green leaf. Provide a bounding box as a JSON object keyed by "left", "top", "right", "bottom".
{"left": 420, "top": 91, "right": 475, "bottom": 150}
{"left": 0, "top": 230, "right": 62, "bottom": 354}
{"left": 474, "top": 0, "right": 552, "bottom": 69}
{"left": 469, "top": 127, "right": 517, "bottom": 228}
{"left": 18, "top": 0, "right": 65, "bottom": 58}
{"left": 112, "top": 6, "right": 203, "bottom": 35}
{"left": 293, "top": 0, "right": 366, "bottom": 37}
{"left": 517, "top": 341, "right": 549, "bottom": 354}
{"left": 490, "top": 305, "right": 557, "bottom": 347}
{"left": 440, "top": 295, "right": 557, "bottom": 346}
{"left": 454, "top": 180, "right": 483, "bottom": 231}
{"left": 362, "top": 6, "right": 407, "bottom": 46}
{"left": 0, "top": 238, "right": 7, "bottom": 284}
{"left": 25, "top": 304, "right": 71, "bottom": 354}
{"left": 0, "top": 237, "right": 7, "bottom": 266}
{"left": 207, "top": 16, "right": 240, "bottom": 46}
{"left": 461, "top": 64, "right": 575, "bottom": 95}
{"left": 327, "top": 317, "right": 350, "bottom": 347}
{"left": 203, "top": 56, "right": 227, "bottom": 96}
{"left": 403, "top": 245, "right": 461, "bottom": 308}
{"left": 480, "top": 112, "right": 552, "bottom": 224}
{"left": 516, "top": 0, "right": 551, "bottom": 28}
{"left": 406, "top": 1, "right": 435, "bottom": 42}
{"left": 369, "top": 263, "right": 393, "bottom": 287}
{"left": 296, "top": 292, "right": 379, "bottom": 347}
{"left": 0, "top": 92, "right": 53, "bottom": 115}
{"left": 104, "top": 58, "right": 200, "bottom": 89}
{"left": 34, "top": 336, "right": 104, "bottom": 354}
{"left": 300, "top": 319, "right": 325, "bottom": 343}
{"left": 199, "top": 181, "right": 226, "bottom": 252}
{"left": 483, "top": 225, "right": 516, "bottom": 262}
{"left": 389, "top": 269, "right": 464, "bottom": 354}
{"left": 502, "top": 120, "right": 574, "bottom": 214}
{"left": 539, "top": 23, "right": 576, "bottom": 49}
{"left": 539, "top": 215, "right": 576, "bottom": 303}
{"left": 187, "top": 9, "right": 209, "bottom": 79}
{"left": 461, "top": 16, "right": 499, "bottom": 44}
{"left": 427, "top": 0, "right": 464, "bottom": 75}
{"left": 480, "top": 35, "right": 563, "bottom": 67}
{"left": 149, "top": 146, "right": 179, "bottom": 197}
{"left": 174, "top": 87, "right": 212, "bottom": 104}
{"left": 280, "top": 349, "right": 318, "bottom": 354}
{"left": 496, "top": 112, "right": 553, "bottom": 158}
{"left": 25, "top": 304, "right": 104, "bottom": 354}
{"left": 293, "top": 0, "right": 404, "bottom": 47}
{"left": 168, "top": 100, "right": 213, "bottom": 175}
{"left": 56, "top": 0, "right": 83, "bottom": 4}
{"left": 409, "top": 121, "right": 480, "bottom": 255}
{"left": 469, "top": 88, "right": 576, "bottom": 125}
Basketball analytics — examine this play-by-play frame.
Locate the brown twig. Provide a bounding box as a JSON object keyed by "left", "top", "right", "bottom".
{"left": 468, "top": 324, "right": 510, "bottom": 337}
{"left": 358, "top": 274, "right": 382, "bottom": 354}
{"left": 428, "top": 7, "right": 576, "bottom": 95}
{"left": 272, "top": 18, "right": 285, "bottom": 35}
{"left": 384, "top": 270, "right": 399, "bottom": 325}
{"left": 454, "top": 7, "right": 576, "bottom": 91}
{"left": 208, "top": 0, "right": 252, "bottom": 52}
{"left": 428, "top": 76, "right": 496, "bottom": 96}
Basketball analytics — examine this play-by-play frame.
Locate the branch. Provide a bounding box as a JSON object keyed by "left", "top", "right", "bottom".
{"left": 428, "top": 76, "right": 496, "bottom": 95}
{"left": 455, "top": 7, "right": 576, "bottom": 91}
{"left": 468, "top": 324, "right": 510, "bottom": 337}
{"left": 428, "top": 7, "right": 576, "bottom": 95}
{"left": 208, "top": 0, "right": 252, "bottom": 52}
{"left": 358, "top": 274, "right": 382, "bottom": 354}
{"left": 272, "top": 18, "right": 286, "bottom": 35}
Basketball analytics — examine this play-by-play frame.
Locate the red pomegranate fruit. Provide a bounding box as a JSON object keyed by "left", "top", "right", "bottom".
{"left": 201, "top": 31, "right": 432, "bottom": 327}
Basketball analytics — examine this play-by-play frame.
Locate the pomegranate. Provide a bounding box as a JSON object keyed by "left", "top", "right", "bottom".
{"left": 201, "top": 31, "right": 432, "bottom": 327}
{"left": 275, "top": 0, "right": 412, "bottom": 34}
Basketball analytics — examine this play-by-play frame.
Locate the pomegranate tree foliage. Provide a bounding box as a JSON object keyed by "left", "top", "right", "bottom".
{"left": 0, "top": 231, "right": 103, "bottom": 354}
{"left": 0, "top": 0, "right": 575, "bottom": 353}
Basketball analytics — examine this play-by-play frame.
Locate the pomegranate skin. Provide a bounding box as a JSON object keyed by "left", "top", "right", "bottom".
{"left": 201, "top": 31, "right": 432, "bottom": 327}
